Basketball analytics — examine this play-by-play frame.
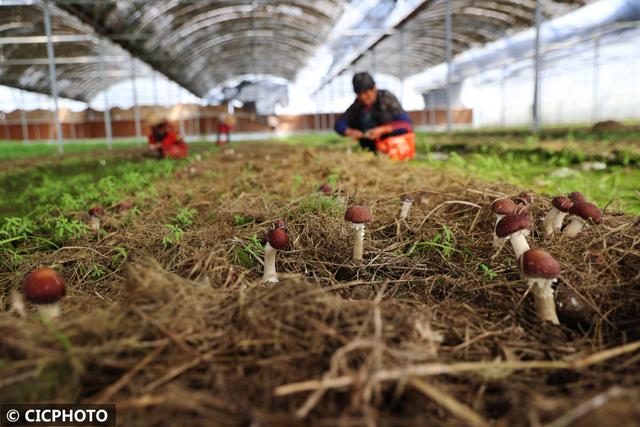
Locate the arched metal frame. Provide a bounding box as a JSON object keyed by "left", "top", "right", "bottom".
{"left": 349, "top": 0, "right": 586, "bottom": 79}
{"left": 58, "top": 0, "right": 345, "bottom": 98}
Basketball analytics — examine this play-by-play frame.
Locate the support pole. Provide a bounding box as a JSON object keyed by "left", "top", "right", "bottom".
{"left": 445, "top": 0, "right": 453, "bottom": 135}
{"left": 178, "top": 87, "right": 186, "bottom": 136}
{"left": 532, "top": 0, "right": 542, "bottom": 133}
{"left": 43, "top": 1, "right": 64, "bottom": 154}
{"left": 130, "top": 58, "right": 142, "bottom": 142}
{"left": 399, "top": 27, "right": 405, "bottom": 104}
{"left": 152, "top": 71, "right": 159, "bottom": 114}
{"left": 98, "top": 39, "right": 113, "bottom": 149}
{"left": 19, "top": 90, "right": 29, "bottom": 142}
{"left": 591, "top": 36, "right": 600, "bottom": 123}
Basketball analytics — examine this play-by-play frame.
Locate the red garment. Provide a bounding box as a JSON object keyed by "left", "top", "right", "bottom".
{"left": 148, "top": 130, "right": 188, "bottom": 159}
{"left": 375, "top": 132, "right": 416, "bottom": 161}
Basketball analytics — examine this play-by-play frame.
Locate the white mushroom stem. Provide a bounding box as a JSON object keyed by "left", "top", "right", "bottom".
{"left": 90, "top": 216, "right": 101, "bottom": 231}
{"left": 37, "top": 303, "right": 61, "bottom": 321}
{"left": 528, "top": 278, "right": 560, "bottom": 324}
{"left": 564, "top": 216, "right": 586, "bottom": 237}
{"left": 262, "top": 242, "right": 278, "bottom": 283}
{"left": 543, "top": 207, "right": 559, "bottom": 236}
{"left": 508, "top": 230, "right": 531, "bottom": 259}
{"left": 399, "top": 201, "right": 412, "bottom": 220}
{"left": 554, "top": 211, "right": 568, "bottom": 230}
{"left": 492, "top": 215, "right": 505, "bottom": 249}
{"left": 351, "top": 223, "right": 366, "bottom": 262}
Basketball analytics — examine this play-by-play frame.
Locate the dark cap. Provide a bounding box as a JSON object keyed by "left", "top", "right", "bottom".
{"left": 569, "top": 202, "right": 602, "bottom": 224}
{"left": 495, "top": 213, "right": 533, "bottom": 238}
{"left": 353, "top": 72, "right": 375, "bottom": 94}
{"left": 345, "top": 205, "right": 372, "bottom": 223}
{"left": 519, "top": 249, "right": 561, "bottom": 279}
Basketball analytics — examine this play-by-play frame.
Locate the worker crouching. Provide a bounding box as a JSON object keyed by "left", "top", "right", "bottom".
{"left": 147, "top": 115, "right": 188, "bottom": 160}
{"left": 334, "top": 72, "right": 415, "bottom": 161}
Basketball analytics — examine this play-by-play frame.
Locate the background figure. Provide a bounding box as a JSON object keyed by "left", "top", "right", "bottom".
{"left": 217, "top": 113, "right": 236, "bottom": 146}
{"left": 267, "top": 115, "right": 279, "bottom": 132}
{"left": 147, "top": 115, "right": 188, "bottom": 159}
{"left": 334, "top": 72, "right": 415, "bottom": 160}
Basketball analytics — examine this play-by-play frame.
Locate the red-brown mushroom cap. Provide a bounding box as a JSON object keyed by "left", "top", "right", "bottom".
{"left": 318, "top": 184, "right": 332, "bottom": 195}
{"left": 495, "top": 213, "right": 534, "bottom": 238}
{"left": 401, "top": 194, "right": 414, "bottom": 203}
{"left": 515, "top": 205, "right": 530, "bottom": 216}
{"left": 267, "top": 228, "right": 289, "bottom": 250}
{"left": 23, "top": 268, "right": 66, "bottom": 304}
{"left": 344, "top": 205, "right": 372, "bottom": 224}
{"left": 552, "top": 196, "right": 573, "bottom": 212}
{"left": 568, "top": 192, "right": 587, "bottom": 204}
{"left": 514, "top": 192, "right": 533, "bottom": 205}
{"left": 88, "top": 206, "right": 105, "bottom": 217}
{"left": 569, "top": 202, "right": 602, "bottom": 224}
{"left": 116, "top": 200, "right": 134, "bottom": 211}
{"left": 491, "top": 199, "right": 517, "bottom": 216}
{"left": 519, "top": 249, "right": 561, "bottom": 279}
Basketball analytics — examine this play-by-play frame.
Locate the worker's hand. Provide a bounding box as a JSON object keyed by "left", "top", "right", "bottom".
{"left": 345, "top": 128, "right": 364, "bottom": 140}
{"left": 364, "top": 125, "right": 391, "bottom": 140}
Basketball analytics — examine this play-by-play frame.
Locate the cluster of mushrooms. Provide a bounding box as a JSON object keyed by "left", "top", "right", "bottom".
{"left": 492, "top": 191, "right": 602, "bottom": 324}
{"left": 16, "top": 184, "right": 602, "bottom": 326}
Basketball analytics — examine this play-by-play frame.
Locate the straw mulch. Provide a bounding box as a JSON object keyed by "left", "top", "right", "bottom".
{"left": 1, "top": 143, "right": 639, "bottom": 427}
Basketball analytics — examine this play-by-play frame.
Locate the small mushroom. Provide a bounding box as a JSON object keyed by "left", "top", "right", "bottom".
{"left": 399, "top": 194, "right": 414, "bottom": 220}
{"left": 318, "top": 184, "right": 333, "bottom": 195}
{"left": 564, "top": 202, "right": 602, "bottom": 237}
{"left": 568, "top": 192, "right": 587, "bottom": 204}
{"left": 542, "top": 196, "right": 573, "bottom": 236}
{"left": 495, "top": 213, "right": 533, "bottom": 259}
{"left": 116, "top": 200, "right": 134, "bottom": 212}
{"left": 88, "top": 206, "right": 105, "bottom": 231}
{"left": 417, "top": 191, "right": 432, "bottom": 206}
{"left": 519, "top": 249, "right": 561, "bottom": 324}
{"left": 491, "top": 199, "right": 517, "bottom": 249}
{"left": 23, "top": 268, "right": 66, "bottom": 321}
{"left": 344, "top": 205, "right": 372, "bottom": 262}
{"left": 262, "top": 220, "right": 289, "bottom": 283}
{"left": 514, "top": 191, "right": 533, "bottom": 206}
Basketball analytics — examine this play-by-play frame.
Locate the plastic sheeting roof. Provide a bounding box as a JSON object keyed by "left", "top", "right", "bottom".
{"left": 348, "top": 0, "right": 588, "bottom": 79}
{"left": 0, "top": 0, "right": 591, "bottom": 102}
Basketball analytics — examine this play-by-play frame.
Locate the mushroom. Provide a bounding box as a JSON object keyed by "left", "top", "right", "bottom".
{"left": 568, "top": 192, "right": 587, "bottom": 204}
{"left": 542, "top": 196, "right": 573, "bottom": 236}
{"left": 116, "top": 200, "right": 134, "bottom": 212}
{"left": 344, "top": 205, "right": 372, "bottom": 262}
{"left": 491, "top": 198, "right": 517, "bottom": 249}
{"left": 564, "top": 202, "right": 602, "bottom": 236}
{"left": 318, "top": 184, "right": 333, "bottom": 195}
{"left": 262, "top": 220, "right": 289, "bottom": 283}
{"left": 399, "top": 194, "right": 414, "bottom": 220}
{"left": 417, "top": 191, "right": 432, "bottom": 206}
{"left": 514, "top": 191, "right": 533, "bottom": 206}
{"left": 88, "top": 206, "right": 105, "bottom": 231}
{"left": 519, "top": 249, "right": 561, "bottom": 324}
{"left": 495, "top": 213, "right": 533, "bottom": 259}
{"left": 564, "top": 202, "right": 602, "bottom": 237}
{"left": 23, "top": 268, "right": 66, "bottom": 321}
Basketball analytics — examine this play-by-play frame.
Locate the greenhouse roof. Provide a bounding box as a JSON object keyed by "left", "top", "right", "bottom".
{"left": 0, "top": 0, "right": 591, "bottom": 102}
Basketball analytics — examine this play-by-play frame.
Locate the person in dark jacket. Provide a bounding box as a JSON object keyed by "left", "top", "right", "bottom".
{"left": 334, "top": 72, "right": 414, "bottom": 159}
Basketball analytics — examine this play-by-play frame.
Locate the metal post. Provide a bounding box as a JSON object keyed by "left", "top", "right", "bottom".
{"left": 500, "top": 66, "right": 507, "bottom": 127}
{"left": 532, "top": 0, "right": 542, "bottom": 133}
{"left": 98, "top": 39, "right": 113, "bottom": 149}
{"left": 19, "top": 90, "right": 29, "bottom": 142}
{"left": 591, "top": 36, "right": 600, "bottom": 123}
{"left": 445, "top": 0, "right": 453, "bottom": 134}
{"left": 43, "top": 1, "right": 64, "bottom": 153}
{"left": 399, "top": 27, "right": 405, "bottom": 104}
{"left": 130, "top": 58, "right": 142, "bottom": 142}
{"left": 152, "top": 71, "right": 159, "bottom": 113}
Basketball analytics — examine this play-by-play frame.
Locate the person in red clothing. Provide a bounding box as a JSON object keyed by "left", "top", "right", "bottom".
{"left": 334, "top": 72, "right": 415, "bottom": 160}
{"left": 147, "top": 116, "right": 188, "bottom": 159}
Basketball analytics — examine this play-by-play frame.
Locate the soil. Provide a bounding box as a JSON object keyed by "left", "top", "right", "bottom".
{"left": 1, "top": 142, "right": 639, "bottom": 426}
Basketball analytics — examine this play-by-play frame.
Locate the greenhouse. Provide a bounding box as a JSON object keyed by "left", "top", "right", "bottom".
{"left": 1, "top": 0, "right": 639, "bottom": 425}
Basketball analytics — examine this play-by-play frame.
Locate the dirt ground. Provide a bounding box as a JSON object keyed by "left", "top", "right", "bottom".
{"left": 1, "top": 142, "right": 639, "bottom": 426}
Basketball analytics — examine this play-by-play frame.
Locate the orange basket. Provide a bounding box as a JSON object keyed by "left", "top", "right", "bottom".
{"left": 375, "top": 132, "right": 416, "bottom": 160}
